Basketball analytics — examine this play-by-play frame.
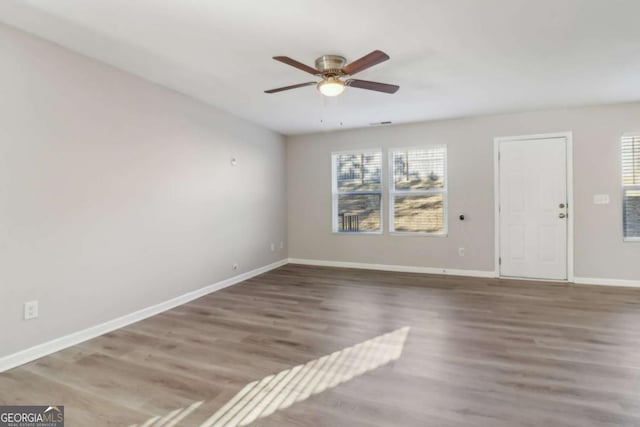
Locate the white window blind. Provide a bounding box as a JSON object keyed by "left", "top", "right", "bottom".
{"left": 389, "top": 146, "right": 447, "bottom": 234}
{"left": 332, "top": 151, "right": 382, "bottom": 233}
{"left": 623, "top": 135, "right": 640, "bottom": 240}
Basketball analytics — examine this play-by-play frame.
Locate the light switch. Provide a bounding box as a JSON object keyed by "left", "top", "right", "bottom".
{"left": 593, "top": 194, "right": 610, "bottom": 205}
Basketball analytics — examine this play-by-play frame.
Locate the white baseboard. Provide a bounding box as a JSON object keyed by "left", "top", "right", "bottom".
{"left": 4, "top": 258, "right": 636, "bottom": 373}
{"left": 287, "top": 258, "right": 496, "bottom": 278}
{"left": 574, "top": 276, "right": 640, "bottom": 288}
{"left": 289, "top": 259, "right": 640, "bottom": 288}
{"left": 0, "top": 259, "right": 288, "bottom": 373}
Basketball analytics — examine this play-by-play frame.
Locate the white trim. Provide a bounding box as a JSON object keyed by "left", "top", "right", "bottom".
{"left": 500, "top": 275, "right": 569, "bottom": 284}
{"left": 574, "top": 277, "right": 640, "bottom": 288}
{"left": 493, "top": 141, "right": 501, "bottom": 276}
{"left": 0, "top": 259, "right": 288, "bottom": 373}
{"left": 330, "top": 148, "right": 383, "bottom": 156}
{"left": 288, "top": 258, "right": 640, "bottom": 288}
{"left": 493, "top": 131, "right": 574, "bottom": 282}
{"left": 331, "top": 231, "right": 382, "bottom": 235}
{"left": 288, "top": 258, "right": 495, "bottom": 278}
{"left": 5, "top": 257, "right": 637, "bottom": 374}
{"left": 389, "top": 232, "right": 448, "bottom": 237}
{"left": 567, "top": 133, "right": 575, "bottom": 282}
{"left": 494, "top": 132, "right": 573, "bottom": 142}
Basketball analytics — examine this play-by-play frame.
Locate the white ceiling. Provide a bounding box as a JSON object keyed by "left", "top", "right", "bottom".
{"left": 2, "top": 0, "right": 640, "bottom": 135}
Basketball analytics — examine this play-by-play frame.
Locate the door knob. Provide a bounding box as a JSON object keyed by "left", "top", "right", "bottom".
{"left": 559, "top": 203, "right": 565, "bottom": 208}
{"left": 559, "top": 213, "right": 566, "bottom": 219}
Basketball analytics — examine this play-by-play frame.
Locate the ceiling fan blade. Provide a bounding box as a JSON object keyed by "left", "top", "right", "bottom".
{"left": 347, "top": 79, "right": 399, "bottom": 94}
{"left": 264, "top": 82, "right": 317, "bottom": 94}
{"left": 342, "top": 50, "right": 390, "bottom": 75}
{"left": 273, "top": 56, "right": 320, "bottom": 75}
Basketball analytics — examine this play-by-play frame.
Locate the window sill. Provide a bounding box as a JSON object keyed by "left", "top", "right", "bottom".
{"left": 332, "top": 231, "right": 383, "bottom": 235}
{"left": 624, "top": 237, "right": 640, "bottom": 242}
{"left": 390, "top": 232, "right": 448, "bottom": 237}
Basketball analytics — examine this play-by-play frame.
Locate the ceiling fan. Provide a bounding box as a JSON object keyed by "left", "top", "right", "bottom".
{"left": 265, "top": 50, "right": 399, "bottom": 97}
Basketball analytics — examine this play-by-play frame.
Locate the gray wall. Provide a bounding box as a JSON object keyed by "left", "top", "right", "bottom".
{"left": 287, "top": 103, "right": 640, "bottom": 281}
{"left": 0, "top": 23, "right": 287, "bottom": 358}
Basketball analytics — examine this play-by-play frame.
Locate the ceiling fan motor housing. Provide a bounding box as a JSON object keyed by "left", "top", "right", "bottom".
{"left": 315, "top": 55, "right": 346, "bottom": 76}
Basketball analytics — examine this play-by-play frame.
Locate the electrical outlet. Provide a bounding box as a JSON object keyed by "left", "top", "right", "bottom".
{"left": 24, "top": 300, "right": 39, "bottom": 320}
{"left": 458, "top": 247, "right": 465, "bottom": 257}
{"left": 270, "top": 243, "right": 275, "bottom": 252}
{"left": 232, "top": 263, "right": 239, "bottom": 271}
{"left": 593, "top": 194, "right": 610, "bottom": 205}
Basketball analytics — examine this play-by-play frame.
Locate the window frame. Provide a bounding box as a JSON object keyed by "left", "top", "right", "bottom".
{"left": 331, "top": 148, "right": 384, "bottom": 235}
{"left": 388, "top": 145, "right": 448, "bottom": 237}
{"left": 622, "top": 133, "right": 640, "bottom": 242}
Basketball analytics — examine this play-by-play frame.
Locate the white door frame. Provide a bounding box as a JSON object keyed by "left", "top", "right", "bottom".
{"left": 493, "top": 132, "right": 574, "bottom": 282}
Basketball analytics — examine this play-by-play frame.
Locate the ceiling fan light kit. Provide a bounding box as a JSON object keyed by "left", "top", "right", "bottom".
{"left": 265, "top": 50, "right": 399, "bottom": 97}
{"left": 317, "top": 77, "right": 345, "bottom": 97}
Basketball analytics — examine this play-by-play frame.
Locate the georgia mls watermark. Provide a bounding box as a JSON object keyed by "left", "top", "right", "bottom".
{"left": 0, "top": 406, "right": 64, "bottom": 427}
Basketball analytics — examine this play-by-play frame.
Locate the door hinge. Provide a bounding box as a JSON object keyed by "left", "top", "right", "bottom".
{"left": 499, "top": 257, "right": 502, "bottom": 265}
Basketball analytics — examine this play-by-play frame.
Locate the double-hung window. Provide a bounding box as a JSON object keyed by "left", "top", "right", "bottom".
{"left": 623, "top": 135, "right": 640, "bottom": 241}
{"left": 389, "top": 146, "right": 447, "bottom": 235}
{"left": 332, "top": 151, "right": 383, "bottom": 233}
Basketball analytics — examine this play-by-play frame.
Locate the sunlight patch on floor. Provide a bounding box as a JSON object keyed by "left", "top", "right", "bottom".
{"left": 128, "top": 326, "right": 409, "bottom": 427}
{"left": 128, "top": 400, "right": 203, "bottom": 427}
{"left": 202, "top": 326, "right": 410, "bottom": 427}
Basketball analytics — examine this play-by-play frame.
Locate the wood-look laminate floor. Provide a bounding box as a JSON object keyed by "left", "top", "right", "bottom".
{"left": 3, "top": 264, "right": 640, "bottom": 426}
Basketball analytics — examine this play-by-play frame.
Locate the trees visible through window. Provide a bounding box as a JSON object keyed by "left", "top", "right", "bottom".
{"left": 623, "top": 135, "right": 640, "bottom": 240}
{"left": 332, "top": 151, "right": 382, "bottom": 233}
{"left": 389, "top": 147, "right": 447, "bottom": 234}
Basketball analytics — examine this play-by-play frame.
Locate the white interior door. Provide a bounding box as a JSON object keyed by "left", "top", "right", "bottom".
{"left": 498, "top": 137, "right": 568, "bottom": 280}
